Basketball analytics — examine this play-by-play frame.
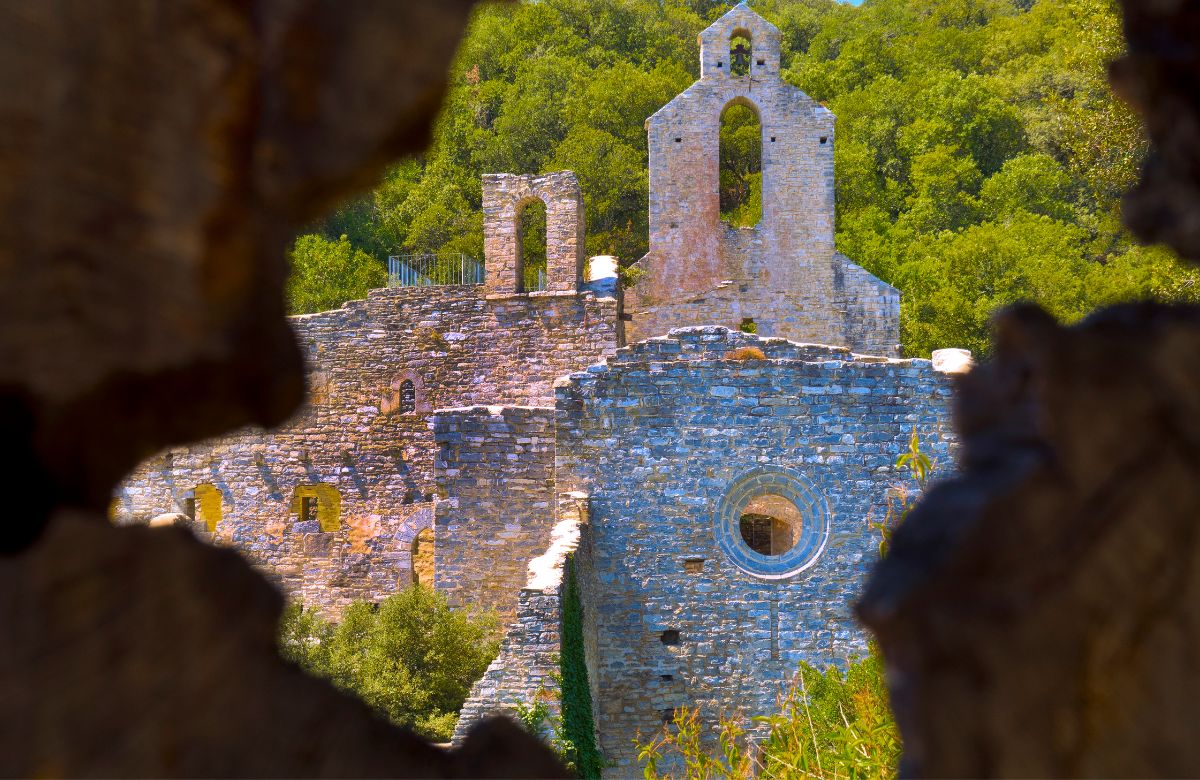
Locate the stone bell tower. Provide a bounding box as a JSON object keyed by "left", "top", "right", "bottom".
{"left": 624, "top": 2, "right": 900, "bottom": 357}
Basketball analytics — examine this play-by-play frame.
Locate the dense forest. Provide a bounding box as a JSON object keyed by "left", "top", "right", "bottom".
{"left": 288, "top": 0, "right": 1199, "bottom": 357}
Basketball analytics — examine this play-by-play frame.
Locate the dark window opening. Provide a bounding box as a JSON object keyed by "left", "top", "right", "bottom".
{"left": 184, "top": 497, "right": 196, "bottom": 521}
{"left": 756, "top": 59, "right": 765, "bottom": 66}
{"left": 300, "top": 495, "right": 318, "bottom": 524}
{"left": 820, "top": 136, "right": 828, "bottom": 145}
{"left": 770, "top": 136, "right": 776, "bottom": 143}
{"left": 738, "top": 494, "right": 804, "bottom": 557}
{"left": 517, "top": 199, "right": 547, "bottom": 292}
{"left": 661, "top": 708, "right": 677, "bottom": 724}
{"left": 399, "top": 379, "right": 416, "bottom": 414}
{"left": 720, "top": 101, "right": 762, "bottom": 228}
{"left": 730, "top": 33, "right": 751, "bottom": 77}
{"left": 716, "top": 61, "right": 723, "bottom": 68}
{"left": 660, "top": 629, "right": 681, "bottom": 646}
{"left": 674, "top": 137, "right": 682, "bottom": 143}
{"left": 660, "top": 674, "right": 674, "bottom": 682}
{"left": 684, "top": 558, "right": 705, "bottom": 574}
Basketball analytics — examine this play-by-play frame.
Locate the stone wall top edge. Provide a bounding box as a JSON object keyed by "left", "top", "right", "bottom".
{"left": 835, "top": 253, "right": 900, "bottom": 296}
{"left": 550, "top": 328, "right": 955, "bottom": 392}
{"left": 286, "top": 283, "right": 485, "bottom": 324}
{"left": 647, "top": 78, "right": 832, "bottom": 123}
{"left": 430, "top": 404, "right": 556, "bottom": 417}
{"left": 286, "top": 282, "right": 614, "bottom": 325}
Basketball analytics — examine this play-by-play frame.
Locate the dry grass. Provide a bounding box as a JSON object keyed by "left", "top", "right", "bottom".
{"left": 728, "top": 346, "right": 767, "bottom": 361}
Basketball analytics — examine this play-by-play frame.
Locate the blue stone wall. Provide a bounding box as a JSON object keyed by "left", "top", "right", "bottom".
{"left": 552, "top": 326, "right": 958, "bottom": 773}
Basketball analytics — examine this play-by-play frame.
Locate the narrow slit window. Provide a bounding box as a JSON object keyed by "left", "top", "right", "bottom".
{"left": 300, "top": 495, "right": 318, "bottom": 524}
{"left": 399, "top": 379, "right": 416, "bottom": 414}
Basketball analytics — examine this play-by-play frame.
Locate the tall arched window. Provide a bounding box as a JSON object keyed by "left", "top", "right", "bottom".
{"left": 517, "top": 198, "right": 547, "bottom": 292}
{"left": 730, "top": 30, "right": 752, "bottom": 77}
{"left": 411, "top": 527, "right": 434, "bottom": 586}
{"left": 720, "top": 99, "right": 763, "bottom": 227}
{"left": 399, "top": 379, "right": 416, "bottom": 414}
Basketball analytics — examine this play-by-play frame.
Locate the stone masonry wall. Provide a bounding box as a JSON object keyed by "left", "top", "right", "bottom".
{"left": 484, "top": 171, "right": 585, "bottom": 295}
{"left": 451, "top": 517, "right": 584, "bottom": 746}
{"left": 553, "top": 326, "right": 958, "bottom": 773}
{"left": 625, "top": 3, "right": 899, "bottom": 356}
{"left": 117, "top": 283, "right": 619, "bottom": 616}
{"left": 432, "top": 405, "right": 559, "bottom": 622}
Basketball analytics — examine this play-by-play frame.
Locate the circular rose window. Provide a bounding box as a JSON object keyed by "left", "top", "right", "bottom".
{"left": 713, "top": 466, "right": 830, "bottom": 579}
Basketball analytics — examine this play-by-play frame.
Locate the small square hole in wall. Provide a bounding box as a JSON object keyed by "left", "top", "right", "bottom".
{"left": 661, "top": 629, "right": 681, "bottom": 646}
{"left": 820, "top": 136, "right": 829, "bottom": 144}
{"left": 770, "top": 136, "right": 777, "bottom": 143}
{"left": 757, "top": 59, "right": 765, "bottom": 66}
{"left": 661, "top": 708, "right": 677, "bottom": 725}
{"left": 717, "top": 61, "right": 723, "bottom": 68}
{"left": 660, "top": 674, "right": 674, "bottom": 682}
{"left": 675, "top": 137, "right": 682, "bottom": 143}
{"left": 684, "top": 558, "right": 704, "bottom": 574}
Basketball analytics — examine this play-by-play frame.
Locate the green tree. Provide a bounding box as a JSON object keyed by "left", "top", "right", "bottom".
{"left": 289, "top": 0, "right": 1196, "bottom": 357}
{"left": 286, "top": 234, "right": 386, "bottom": 315}
{"left": 278, "top": 587, "right": 501, "bottom": 742}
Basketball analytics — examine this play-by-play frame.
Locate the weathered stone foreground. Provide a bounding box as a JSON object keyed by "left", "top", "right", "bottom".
{"left": 0, "top": 0, "right": 566, "bottom": 775}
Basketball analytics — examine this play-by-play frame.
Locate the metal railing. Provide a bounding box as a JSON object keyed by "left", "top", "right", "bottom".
{"left": 387, "top": 253, "right": 548, "bottom": 292}
{"left": 524, "top": 265, "right": 547, "bottom": 292}
{"left": 388, "top": 254, "right": 484, "bottom": 287}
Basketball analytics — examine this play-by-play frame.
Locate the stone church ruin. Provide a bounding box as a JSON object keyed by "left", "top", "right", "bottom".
{"left": 116, "top": 4, "right": 965, "bottom": 772}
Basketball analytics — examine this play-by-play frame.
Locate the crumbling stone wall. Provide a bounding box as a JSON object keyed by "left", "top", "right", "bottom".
{"left": 450, "top": 517, "right": 584, "bottom": 746}
{"left": 432, "top": 405, "right": 559, "bottom": 622}
{"left": 484, "top": 171, "right": 585, "bottom": 295}
{"left": 118, "top": 283, "right": 618, "bottom": 616}
{"left": 553, "top": 326, "right": 958, "bottom": 772}
{"left": 625, "top": 4, "right": 899, "bottom": 356}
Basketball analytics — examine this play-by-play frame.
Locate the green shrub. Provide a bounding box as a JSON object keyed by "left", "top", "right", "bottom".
{"left": 278, "top": 586, "right": 500, "bottom": 742}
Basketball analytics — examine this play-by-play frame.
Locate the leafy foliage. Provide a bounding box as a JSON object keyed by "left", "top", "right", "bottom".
{"left": 720, "top": 103, "right": 763, "bottom": 228}
{"left": 560, "top": 556, "right": 605, "bottom": 778}
{"left": 286, "top": 234, "right": 386, "bottom": 315}
{"left": 287, "top": 0, "right": 1200, "bottom": 351}
{"left": 278, "top": 587, "right": 500, "bottom": 742}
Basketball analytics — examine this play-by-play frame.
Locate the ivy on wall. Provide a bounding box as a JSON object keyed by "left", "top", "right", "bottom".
{"left": 560, "top": 555, "right": 604, "bottom": 778}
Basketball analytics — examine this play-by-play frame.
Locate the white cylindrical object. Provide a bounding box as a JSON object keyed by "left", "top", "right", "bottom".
{"left": 586, "top": 255, "right": 619, "bottom": 282}
{"left": 932, "top": 348, "right": 973, "bottom": 374}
